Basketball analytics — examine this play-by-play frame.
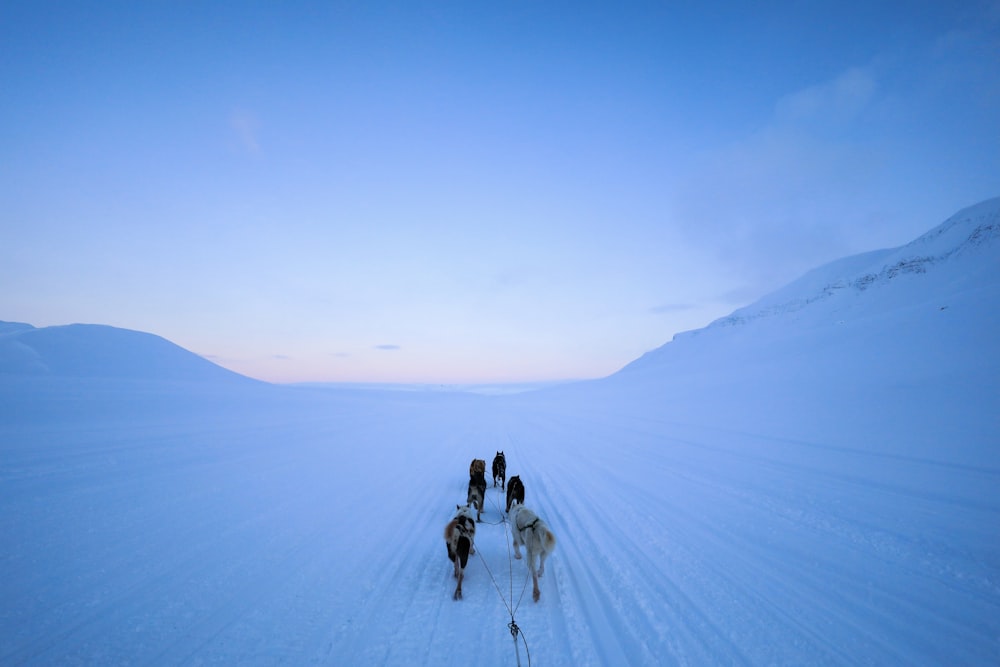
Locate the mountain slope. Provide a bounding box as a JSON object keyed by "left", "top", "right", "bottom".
{"left": 0, "top": 322, "right": 257, "bottom": 384}
{"left": 615, "top": 196, "right": 1000, "bottom": 380}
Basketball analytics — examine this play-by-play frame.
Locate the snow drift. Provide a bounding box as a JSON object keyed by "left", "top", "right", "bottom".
{"left": 1, "top": 197, "right": 998, "bottom": 665}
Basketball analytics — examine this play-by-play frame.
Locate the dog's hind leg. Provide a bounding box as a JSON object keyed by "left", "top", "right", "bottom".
{"left": 453, "top": 535, "right": 470, "bottom": 600}
{"left": 527, "top": 550, "right": 541, "bottom": 602}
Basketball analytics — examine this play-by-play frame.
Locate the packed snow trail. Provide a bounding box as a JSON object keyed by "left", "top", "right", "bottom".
{"left": 2, "top": 378, "right": 998, "bottom": 665}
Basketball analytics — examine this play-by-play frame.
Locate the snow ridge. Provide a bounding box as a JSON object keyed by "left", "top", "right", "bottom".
{"left": 615, "top": 195, "right": 999, "bottom": 378}
{"left": 708, "top": 196, "right": 999, "bottom": 330}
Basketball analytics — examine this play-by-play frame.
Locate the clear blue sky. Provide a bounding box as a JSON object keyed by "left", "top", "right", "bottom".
{"left": 2, "top": 1, "right": 998, "bottom": 383}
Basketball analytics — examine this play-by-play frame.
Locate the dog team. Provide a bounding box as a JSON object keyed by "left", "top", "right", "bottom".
{"left": 444, "top": 451, "right": 557, "bottom": 602}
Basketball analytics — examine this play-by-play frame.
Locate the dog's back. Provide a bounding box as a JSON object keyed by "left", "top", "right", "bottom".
{"left": 511, "top": 504, "right": 556, "bottom": 557}
{"left": 506, "top": 475, "right": 525, "bottom": 512}
{"left": 469, "top": 458, "right": 486, "bottom": 477}
{"left": 445, "top": 508, "right": 475, "bottom": 567}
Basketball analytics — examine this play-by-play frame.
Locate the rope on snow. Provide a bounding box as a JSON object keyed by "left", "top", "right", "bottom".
{"left": 475, "top": 486, "right": 533, "bottom": 667}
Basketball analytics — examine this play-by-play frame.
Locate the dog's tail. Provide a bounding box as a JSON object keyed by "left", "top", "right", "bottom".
{"left": 543, "top": 528, "right": 557, "bottom": 553}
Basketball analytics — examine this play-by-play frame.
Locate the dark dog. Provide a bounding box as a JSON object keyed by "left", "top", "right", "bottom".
{"left": 445, "top": 504, "right": 476, "bottom": 600}
{"left": 506, "top": 475, "right": 524, "bottom": 513}
{"left": 492, "top": 451, "right": 506, "bottom": 490}
{"left": 468, "top": 470, "right": 487, "bottom": 522}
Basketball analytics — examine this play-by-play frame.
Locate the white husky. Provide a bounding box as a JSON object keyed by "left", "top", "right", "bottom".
{"left": 509, "top": 501, "right": 557, "bottom": 602}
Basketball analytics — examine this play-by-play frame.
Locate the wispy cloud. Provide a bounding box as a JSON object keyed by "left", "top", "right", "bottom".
{"left": 650, "top": 303, "right": 695, "bottom": 315}
{"left": 775, "top": 67, "right": 877, "bottom": 127}
{"left": 375, "top": 344, "right": 401, "bottom": 351}
{"left": 230, "top": 109, "right": 261, "bottom": 154}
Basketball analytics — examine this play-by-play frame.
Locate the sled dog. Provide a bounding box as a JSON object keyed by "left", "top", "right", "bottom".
{"left": 505, "top": 475, "right": 524, "bottom": 513}
{"left": 492, "top": 451, "right": 506, "bottom": 489}
{"left": 467, "top": 470, "right": 487, "bottom": 522}
{"left": 509, "top": 502, "right": 556, "bottom": 602}
{"left": 444, "top": 504, "right": 477, "bottom": 600}
{"left": 469, "top": 458, "right": 486, "bottom": 477}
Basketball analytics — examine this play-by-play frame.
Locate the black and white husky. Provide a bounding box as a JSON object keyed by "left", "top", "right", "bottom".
{"left": 509, "top": 501, "right": 557, "bottom": 602}
{"left": 444, "top": 504, "right": 477, "bottom": 600}
{"left": 492, "top": 451, "right": 506, "bottom": 489}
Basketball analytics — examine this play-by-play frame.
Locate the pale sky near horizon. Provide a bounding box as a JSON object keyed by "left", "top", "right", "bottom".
{"left": 2, "top": 1, "right": 998, "bottom": 384}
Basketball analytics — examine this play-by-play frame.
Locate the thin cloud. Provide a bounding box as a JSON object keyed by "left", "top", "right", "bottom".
{"left": 230, "top": 109, "right": 261, "bottom": 154}
{"left": 650, "top": 303, "right": 696, "bottom": 315}
{"left": 375, "top": 344, "right": 401, "bottom": 351}
{"left": 775, "top": 67, "right": 877, "bottom": 127}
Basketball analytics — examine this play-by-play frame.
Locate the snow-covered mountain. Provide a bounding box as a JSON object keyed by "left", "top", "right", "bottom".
{"left": 1, "top": 198, "right": 998, "bottom": 666}
{"left": 614, "top": 196, "right": 1000, "bottom": 383}
{"left": 0, "top": 321, "right": 258, "bottom": 384}
{"left": 710, "top": 195, "right": 999, "bottom": 327}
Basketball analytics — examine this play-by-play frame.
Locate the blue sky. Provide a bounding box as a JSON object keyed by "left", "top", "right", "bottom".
{"left": 2, "top": 1, "right": 998, "bottom": 383}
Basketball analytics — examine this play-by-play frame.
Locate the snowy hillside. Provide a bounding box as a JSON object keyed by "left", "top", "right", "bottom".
{"left": 714, "top": 195, "right": 1000, "bottom": 326}
{"left": 609, "top": 198, "right": 1000, "bottom": 447}
{"left": 2, "top": 198, "right": 999, "bottom": 665}
{"left": 0, "top": 322, "right": 258, "bottom": 384}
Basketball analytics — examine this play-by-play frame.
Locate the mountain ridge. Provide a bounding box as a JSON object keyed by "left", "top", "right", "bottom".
{"left": 616, "top": 195, "right": 1000, "bottom": 378}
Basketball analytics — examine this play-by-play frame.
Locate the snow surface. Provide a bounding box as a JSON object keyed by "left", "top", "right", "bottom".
{"left": 2, "top": 198, "right": 999, "bottom": 665}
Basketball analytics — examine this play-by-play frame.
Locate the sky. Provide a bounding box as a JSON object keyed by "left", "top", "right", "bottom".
{"left": 2, "top": 1, "right": 998, "bottom": 384}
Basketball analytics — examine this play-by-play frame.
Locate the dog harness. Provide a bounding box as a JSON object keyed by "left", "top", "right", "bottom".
{"left": 517, "top": 517, "right": 539, "bottom": 532}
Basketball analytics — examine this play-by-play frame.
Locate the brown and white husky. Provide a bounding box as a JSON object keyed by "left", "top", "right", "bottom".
{"left": 444, "top": 504, "right": 477, "bottom": 600}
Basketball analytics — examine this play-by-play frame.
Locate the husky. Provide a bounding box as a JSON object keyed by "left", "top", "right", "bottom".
{"left": 444, "top": 504, "right": 477, "bottom": 600}
{"left": 469, "top": 458, "right": 486, "bottom": 478}
{"left": 505, "top": 474, "right": 524, "bottom": 513}
{"left": 467, "top": 470, "right": 487, "bottom": 521}
{"left": 509, "top": 502, "right": 557, "bottom": 602}
{"left": 492, "top": 451, "right": 506, "bottom": 489}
